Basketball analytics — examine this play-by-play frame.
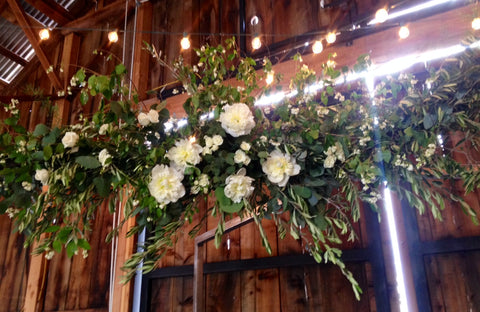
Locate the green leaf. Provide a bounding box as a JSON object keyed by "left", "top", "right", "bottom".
{"left": 423, "top": 113, "right": 436, "bottom": 129}
{"left": 215, "top": 187, "right": 243, "bottom": 213}
{"left": 42, "top": 127, "right": 61, "bottom": 146}
{"left": 80, "top": 91, "right": 89, "bottom": 105}
{"left": 292, "top": 185, "right": 312, "bottom": 198}
{"left": 75, "top": 156, "right": 101, "bottom": 169}
{"left": 94, "top": 176, "right": 110, "bottom": 197}
{"left": 115, "top": 64, "right": 127, "bottom": 75}
{"left": 33, "top": 124, "right": 49, "bottom": 137}
{"left": 77, "top": 239, "right": 91, "bottom": 250}
{"left": 52, "top": 240, "right": 62, "bottom": 253}
{"left": 43, "top": 145, "right": 53, "bottom": 160}
{"left": 66, "top": 241, "right": 77, "bottom": 258}
{"left": 45, "top": 225, "right": 60, "bottom": 233}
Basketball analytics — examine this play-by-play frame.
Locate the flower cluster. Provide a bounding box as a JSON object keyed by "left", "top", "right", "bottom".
{"left": 324, "top": 143, "right": 346, "bottom": 169}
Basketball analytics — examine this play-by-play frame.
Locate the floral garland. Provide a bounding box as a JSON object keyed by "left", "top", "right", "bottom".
{"left": 1, "top": 37, "right": 480, "bottom": 298}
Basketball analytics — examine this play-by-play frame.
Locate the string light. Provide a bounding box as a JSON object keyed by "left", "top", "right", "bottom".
{"left": 375, "top": 8, "right": 389, "bottom": 23}
{"left": 252, "top": 35, "right": 261, "bottom": 50}
{"left": 312, "top": 40, "right": 323, "bottom": 54}
{"left": 398, "top": 26, "right": 410, "bottom": 39}
{"left": 326, "top": 32, "right": 337, "bottom": 44}
{"left": 180, "top": 33, "right": 191, "bottom": 50}
{"left": 266, "top": 71, "right": 274, "bottom": 85}
{"left": 108, "top": 30, "right": 119, "bottom": 43}
{"left": 189, "top": 136, "right": 196, "bottom": 143}
{"left": 473, "top": 17, "right": 480, "bottom": 30}
{"left": 39, "top": 28, "right": 50, "bottom": 40}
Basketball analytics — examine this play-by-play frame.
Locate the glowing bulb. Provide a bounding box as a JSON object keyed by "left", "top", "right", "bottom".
{"left": 180, "top": 36, "right": 191, "bottom": 50}
{"left": 39, "top": 28, "right": 50, "bottom": 40}
{"left": 252, "top": 36, "right": 261, "bottom": 50}
{"left": 189, "top": 136, "right": 196, "bottom": 143}
{"left": 398, "top": 26, "right": 410, "bottom": 39}
{"left": 473, "top": 18, "right": 480, "bottom": 30}
{"left": 326, "top": 32, "right": 336, "bottom": 44}
{"left": 108, "top": 31, "right": 118, "bottom": 43}
{"left": 375, "top": 8, "right": 389, "bottom": 23}
{"left": 312, "top": 40, "right": 323, "bottom": 54}
{"left": 266, "top": 72, "right": 274, "bottom": 85}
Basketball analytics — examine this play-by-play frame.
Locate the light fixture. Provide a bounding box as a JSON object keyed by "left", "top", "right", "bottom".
{"left": 250, "top": 16, "right": 259, "bottom": 26}
{"left": 398, "top": 26, "right": 410, "bottom": 39}
{"left": 326, "top": 32, "right": 337, "bottom": 44}
{"left": 39, "top": 28, "right": 50, "bottom": 40}
{"left": 473, "top": 17, "right": 480, "bottom": 30}
{"left": 189, "top": 136, "right": 196, "bottom": 143}
{"left": 108, "top": 30, "right": 119, "bottom": 43}
{"left": 312, "top": 40, "right": 323, "bottom": 54}
{"left": 266, "top": 71, "right": 274, "bottom": 85}
{"left": 180, "top": 33, "right": 191, "bottom": 50}
{"left": 375, "top": 8, "right": 389, "bottom": 23}
{"left": 251, "top": 35, "right": 261, "bottom": 50}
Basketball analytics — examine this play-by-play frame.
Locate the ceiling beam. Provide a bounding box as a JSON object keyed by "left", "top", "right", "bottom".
{"left": 0, "top": 44, "right": 27, "bottom": 66}
{"left": 23, "top": 0, "right": 74, "bottom": 25}
{"left": 6, "top": 0, "right": 62, "bottom": 90}
{"left": 61, "top": 0, "right": 136, "bottom": 35}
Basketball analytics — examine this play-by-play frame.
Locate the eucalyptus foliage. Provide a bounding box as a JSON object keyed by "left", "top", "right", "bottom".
{"left": 1, "top": 37, "right": 480, "bottom": 299}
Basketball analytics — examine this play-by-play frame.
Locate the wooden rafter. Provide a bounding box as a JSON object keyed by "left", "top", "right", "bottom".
{"left": 0, "top": 44, "right": 27, "bottom": 66}
{"left": 6, "top": 0, "right": 62, "bottom": 90}
{"left": 23, "top": 0, "right": 74, "bottom": 25}
{"left": 61, "top": 0, "right": 136, "bottom": 35}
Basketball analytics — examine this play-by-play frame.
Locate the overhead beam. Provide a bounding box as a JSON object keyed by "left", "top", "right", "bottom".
{"left": 6, "top": 0, "right": 62, "bottom": 90}
{"left": 61, "top": 0, "right": 136, "bottom": 35}
{"left": 23, "top": 0, "right": 74, "bottom": 25}
{"left": 0, "top": 44, "right": 27, "bottom": 66}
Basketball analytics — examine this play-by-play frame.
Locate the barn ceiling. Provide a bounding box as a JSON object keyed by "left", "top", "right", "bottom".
{"left": 0, "top": 0, "right": 472, "bottom": 93}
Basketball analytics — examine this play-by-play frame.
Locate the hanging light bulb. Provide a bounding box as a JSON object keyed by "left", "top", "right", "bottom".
{"left": 326, "top": 32, "right": 337, "bottom": 44}
{"left": 39, "top": 28, "right": 50, "bottom": 40}
{"left": 180, "top": 33, "right": 191, "bottom": 50}
{"left": 252, "top": 35, "right": 261, "bottom": 50}
{"left": 312, "top": 40, "right": 323, "bottom": 54}
{"left": 266, "top": 71, "right": 274, "bottom": 85}
{"left": 375, "top": 8, "right": 389, "bottom": 23}
{"left": 108, "top": 30, "right": 119, "bottom": 43}
{"left": 398, "top": 26, "right": 410, "bottom": 39}
{"left": 472, "top": 18, "right": 480, "bottom": 30}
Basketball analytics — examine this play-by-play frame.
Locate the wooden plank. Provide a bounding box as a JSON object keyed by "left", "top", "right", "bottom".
{"left": 278, "top": 266, "right": 308, "bottom": 310}
{"left": 205, "top": 272, "right": 241, "bottom": 311}
{"left": 60, "top": 33, "right": 81, "bottom": 90}
{"left": 0, "top": 43, "right": 27, "bottom": 65}
{"left": 255, "top": 268, "right": 280, "bottom": 311}
{"left": 60, "top": 0, "right": 136, "bottom": 36}
{"left": 6, "top": 0, "right": 62, "bottom": 90}
{"left": 23, "top": 0, "right": 74, "bottom": 25}
{"left": 131, "top": 1, "right": 152, "bottom": 102}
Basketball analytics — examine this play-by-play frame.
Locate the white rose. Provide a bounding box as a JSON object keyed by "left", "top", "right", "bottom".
{"left": 166, "top": 139, "right": 203, "bottom": 171}
{"left": 22, "top": 181, "right": 32, "bottom": 191}
{"left": 234, "top": 150, "right": 251, "bottom": 165}
{"left": 204, "top": 136, "right": 213, "bottom": 147}
{"left": 99, "top": 124, "right": 109, "bottom": 135}
{"left": 147, "top": 109, "right": 159, "bottom": 123}
{"left": 324, "top": 155, "right": 336, "bottom": 168}
{"left": 148, "top": 164, "right": 185, "bottom": 206}
{"left": 240, "top": 141, "right": 251, "bottom": 151}
{"left": 138, "top": 112, "right": 150, "bottom": 126}
{"left": 212, "top": 135, "right": 223, "bottom": 146}
{"left": 98, "top": 149, "right": 112, "bottom": 167}
{"left": 219, "top": 103, "right": 255, "bottom": 137}
{"left": 224, "top": 168, "right": 254, "bottom": 203}
{"left": 62, "top": 131, "right": 79, "bottom": 148}
{"left": 35, "top": 169, "right": 49, "bottom": 185}
{"left": 191, "top": 174, "right": 210, "bottom": 194}
{"left": 261, "top": 150, "right": 301, "bottom": 187}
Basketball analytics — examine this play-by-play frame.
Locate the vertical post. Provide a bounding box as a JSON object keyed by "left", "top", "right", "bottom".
{"left": 400, "top": 195, "right": 432, "bottom": 311}
{"left": 239, "top": 0, "right": 246, "bottom": 55}
{"left": 193, "top": 241, "right": 205, "bottom": 312}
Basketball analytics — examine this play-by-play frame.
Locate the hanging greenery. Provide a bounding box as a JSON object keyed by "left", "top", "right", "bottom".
{"left": 1, "top": 36, "right": 480, "bottom": 299}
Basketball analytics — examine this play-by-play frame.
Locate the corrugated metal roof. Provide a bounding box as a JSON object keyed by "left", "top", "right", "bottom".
{"left": 0, "top": 0, "right": 82, "bottom": 84}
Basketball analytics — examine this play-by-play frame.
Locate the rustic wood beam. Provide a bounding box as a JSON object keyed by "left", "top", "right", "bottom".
{"left": 60, "top": 33, "right": 80, "bottom": 89}
{"left": 23, "top": 0, "right": 74, "bottom": 25}
{"left": 131, "top": 1, "right": 152, "bottom": 102}
{"left": 6, "top": 0, "right": 62, "bottom": 90}
{"left": 0, "top": 44, "right": 27, "bottom": 66}
{"left": 60, "top": 0, "right": 136, "bottom": 35}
